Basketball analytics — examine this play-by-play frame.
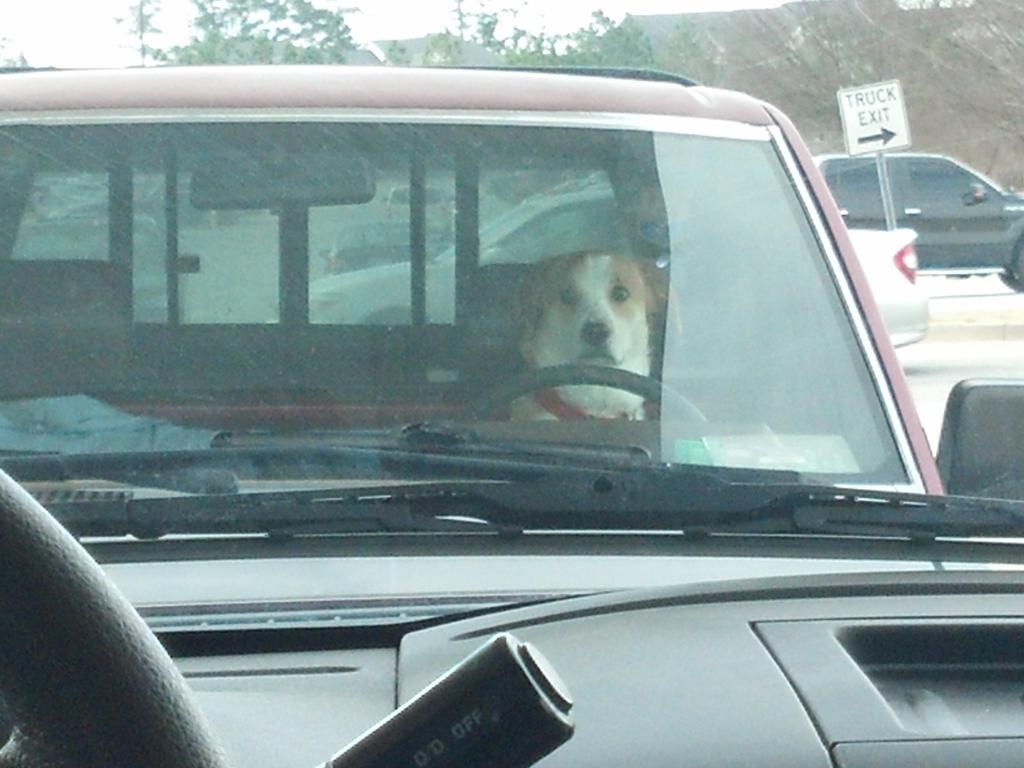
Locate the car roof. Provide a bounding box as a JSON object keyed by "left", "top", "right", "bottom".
{"left": 0, "top": 65, "right": 773, "bottom": 125}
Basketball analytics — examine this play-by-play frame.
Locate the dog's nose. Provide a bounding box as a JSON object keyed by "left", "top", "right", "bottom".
{"left": 581, "top": 321, "right": 611, "bottom": 348}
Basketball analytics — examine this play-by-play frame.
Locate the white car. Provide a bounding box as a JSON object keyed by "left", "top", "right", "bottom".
{"left": 847, "top": 227, "right": 929, "bottom": 347}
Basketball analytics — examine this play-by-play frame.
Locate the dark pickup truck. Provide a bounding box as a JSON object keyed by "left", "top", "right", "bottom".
{"left": 817, "top": 152, "right": 1024, "bottom": 288}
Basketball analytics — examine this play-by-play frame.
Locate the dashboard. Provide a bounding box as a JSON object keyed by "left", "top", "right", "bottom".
{"left": 167, "top": 570, "right": 1024, "bottom": 768}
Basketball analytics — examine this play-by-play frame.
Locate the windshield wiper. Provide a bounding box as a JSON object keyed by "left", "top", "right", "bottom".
{"left": 0, "top": 441, "right": 597, "bottom": 494}
{"left": 0, "top": 449, "right": 61, "bottom": 458}
{"left": 747, "top": 488, "right": 1024, "bottom": 540}
{"left": 39, "top": 464, "right": 796, "bottom": 539}
{"left": 0, "top": 426, "right": 659, "bottom": 495}
{"left": 214, "top": 422, "right": 654, "bottom": 466}
{"left": 22, "top": 447, "right": 1019, "bottom": 542}
{"left": 476, "top": 471, "right": 1024, "bottom": 540}
{"left": 46, "top": 483, "right": 526, "bottom": 539}
{"left": 495, "top": 473, "right": 1024, "bottom": 540}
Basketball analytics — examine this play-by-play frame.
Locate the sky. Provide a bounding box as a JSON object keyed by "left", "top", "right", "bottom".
{"left": 4, "top": 0, "right": 789, "bottom": 68}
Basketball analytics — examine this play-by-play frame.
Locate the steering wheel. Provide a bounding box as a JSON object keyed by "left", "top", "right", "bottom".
{"left": 0, "top": 470, "right": 228, "bottom": 768}
{"left": 466, "top": 363, "right": 707, "bottom": 423}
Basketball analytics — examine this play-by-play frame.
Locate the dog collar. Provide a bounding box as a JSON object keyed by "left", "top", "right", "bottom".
{"left": 534, "top": 389, "right": 632, "bottom": 421}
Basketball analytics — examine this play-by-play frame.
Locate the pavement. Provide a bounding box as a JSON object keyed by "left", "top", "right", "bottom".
{"left": 918, "top": 274, "right": 1024, "bottom": 342}
{"left": 898, "top": 339, "right": 1024, "bottom": 445}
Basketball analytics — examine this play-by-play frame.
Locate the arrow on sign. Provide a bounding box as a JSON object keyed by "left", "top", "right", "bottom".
{"left": 857, "top": 127, "right": 897, "bottom": 146}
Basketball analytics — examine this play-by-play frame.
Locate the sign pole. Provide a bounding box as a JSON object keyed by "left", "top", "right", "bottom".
{"left": 875, "top": 152, "right": 898, "bottom": 231}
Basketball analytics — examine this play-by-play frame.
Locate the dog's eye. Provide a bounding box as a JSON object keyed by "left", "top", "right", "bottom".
{"left": 559, "top": 288, "right": 576, "bottom": 305}
{"left": 610, "top": 285, "right": 630, "bottom": 303}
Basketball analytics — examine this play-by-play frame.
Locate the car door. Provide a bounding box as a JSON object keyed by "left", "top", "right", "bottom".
{"left": 821, "top": 157, "right": 886, "bottom": 231}
{"left": 894, "top": 156, "right": 1012, "bottom": 271}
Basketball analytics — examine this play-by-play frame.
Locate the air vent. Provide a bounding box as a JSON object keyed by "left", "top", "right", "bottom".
{"left": 838, "top": 624, "right": 1024, "bottom": 736}
{"left": 758, "top": 619, "right": 1024, "bottom": 743}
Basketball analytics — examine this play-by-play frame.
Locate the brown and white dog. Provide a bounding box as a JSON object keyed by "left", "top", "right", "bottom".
{"left": 511, "top": 251, "right": 667, "bottom": 421}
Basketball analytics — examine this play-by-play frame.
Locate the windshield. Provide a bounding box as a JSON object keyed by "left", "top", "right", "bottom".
{"left": 0, "top": 117, "right": 905, "bottom": 484}
{"left": 18, "top": 0, "right": 1024, "bottom": 633}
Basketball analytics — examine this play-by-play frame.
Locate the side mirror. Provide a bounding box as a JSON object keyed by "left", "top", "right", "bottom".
{"left": 937, "top": 379, "right": 1024, "bottom": 499}
{"left": 963, "top": 182, "right": 988, "bottom": 206}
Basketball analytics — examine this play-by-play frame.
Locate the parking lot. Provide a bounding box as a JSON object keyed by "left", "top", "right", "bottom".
{"left": 900, "top": 275, "right": 1024, "bottom": 447}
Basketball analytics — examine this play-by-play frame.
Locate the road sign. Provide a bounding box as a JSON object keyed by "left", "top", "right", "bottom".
{"left": 837, "top": 80, "right": 911, "bottom": 157}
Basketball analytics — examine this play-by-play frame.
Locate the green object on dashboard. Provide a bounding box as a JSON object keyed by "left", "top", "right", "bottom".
{"left": 674, "top": 439, "right": 714, "bottom": 466}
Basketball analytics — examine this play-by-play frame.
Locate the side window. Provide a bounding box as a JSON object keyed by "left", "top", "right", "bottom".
{"left": 906, "top": 158, "right": 989, "bottom": 203}
{"left": 175, "top": 167, "right": 281, "bottom": 325}
{"left": 307, "top": 158, "right": 456, "bottom": 326}
{"left": 823, "top": 159, "right": 882, "bottom": 217}
{"left": 12, "top": 171, "right": 110, "bottom": 261}
{"left": 310, "top": 165, "right": 455, "bottom": 278}
{"left": 312, "top": 165, "right": 413, "bottom": 278}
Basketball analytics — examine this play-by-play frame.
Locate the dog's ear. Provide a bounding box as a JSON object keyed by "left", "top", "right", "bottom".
{"left": 637, "top": 258, "right": 683, "bottom": 342}
{"left": 637, "top": 259, "right": 669, "bottom": 317}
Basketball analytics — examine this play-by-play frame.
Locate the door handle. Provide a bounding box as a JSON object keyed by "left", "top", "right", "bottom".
{"left": 838, "top": 208, "right": 849, "bottom": 217}
{"left": 904, "top": 208, "right": 922, "bottom": 216}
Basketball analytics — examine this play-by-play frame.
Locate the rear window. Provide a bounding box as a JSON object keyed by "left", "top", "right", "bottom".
{"left": 0, "top": 120, "right": 906, "bottom": 484}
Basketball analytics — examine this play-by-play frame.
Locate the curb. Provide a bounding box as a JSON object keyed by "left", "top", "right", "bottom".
{"left": 918, "top": 283, "right": 1024, "bottom": 341}
{"left": 924, "top": 322, "right": 1024, "bottom": 342}
{"left": 923, "top": 297, "right": 1024, "bottom": 341}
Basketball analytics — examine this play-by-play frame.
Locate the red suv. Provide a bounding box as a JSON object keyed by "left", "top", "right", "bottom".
{"left": 2, "top": 66, "right": 1024, "bottom": 768}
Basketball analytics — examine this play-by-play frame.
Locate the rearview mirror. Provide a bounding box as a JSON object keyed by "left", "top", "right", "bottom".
{"left": 937, "top": 379, "right": 1024, "bottom": 500}
{"left": 190, "top": 149, "right": 375, "bottom": 210}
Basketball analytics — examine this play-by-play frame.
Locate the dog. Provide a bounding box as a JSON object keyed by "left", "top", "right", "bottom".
{"left": 510, "top": 251, "right": 667, "bottom": 421}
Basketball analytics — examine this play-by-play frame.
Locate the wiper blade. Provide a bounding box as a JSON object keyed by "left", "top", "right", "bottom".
{"left": 215, "top": 422, "right": 654, "bottom": 467}
{"left": 4, "top": 426, "right": 657, "bottom": 496}
{"left": 477, "top": 473, "right": 1024, "bottom": 540}
{"left": 765, "top": 489, "right": 1024, "bottom": 540}
{"left": 44, "top": 465, "right": 799, "bottom": 539}
{"left": 0, "top": 442, "right": 582, "bottom": 493}
{"left": 409, "top": 476, "right": 1024, "bottom": 541}
{"left": 397, "top": 422, "right": 653, "bottom": 463}
{"left": 37, "top": 452, "right": 1011, "bottom": 543}
{"left": 0, "top": 449, "right": 61, "bottom": 458}
{"left": 46, "top": 483, "right": 525, "bottom": 539}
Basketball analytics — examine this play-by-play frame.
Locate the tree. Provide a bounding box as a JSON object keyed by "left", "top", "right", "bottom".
{"left": 117, "top": 0, "right": 162, "bottom": 66}
{"left": 468, "top": 5, "right": 562, "bottom": 64}
{"left": 422, "top": 32, "right": 464, "bottom": 65}
{"left": 384, "top": 41, "right": 412, "bottom": 66}
{"left": 729, "top": 3, "right": 888, "bottom": 142}
{"left": 656, "top": 18, "right": 718, "bottom": 83}
{"left": 467, "top": 7, "right": 656, "bottom": 67}
{"left": 560, "top": 12, "right": 656, "bottom": 68}
{"left": 499, "top": 31, "right": 562, "bottom": 66}
{"left": 453, "top": 0, "right": 469, "bottom": 40}
{"left": 463, "top": 0, "right": 1024, "bottom": 186}
{"left": 158, "top": 0, "right": 357, "bottom": 64}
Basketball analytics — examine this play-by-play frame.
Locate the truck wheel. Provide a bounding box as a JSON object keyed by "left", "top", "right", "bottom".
{"left": 1000, "top": 239, "right": 1024, "bottom": 292}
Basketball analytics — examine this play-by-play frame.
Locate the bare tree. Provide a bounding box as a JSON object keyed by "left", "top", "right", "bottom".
{"left": 653, "top": 0, "right": 1024, "bottom": 183}
{"left": 118, "top": 0, "right": 162, "bottom": 66}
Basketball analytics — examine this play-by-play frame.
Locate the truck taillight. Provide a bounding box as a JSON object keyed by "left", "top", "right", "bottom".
{"left": 894, "top": 243, "right": 918, "bottom": 284}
